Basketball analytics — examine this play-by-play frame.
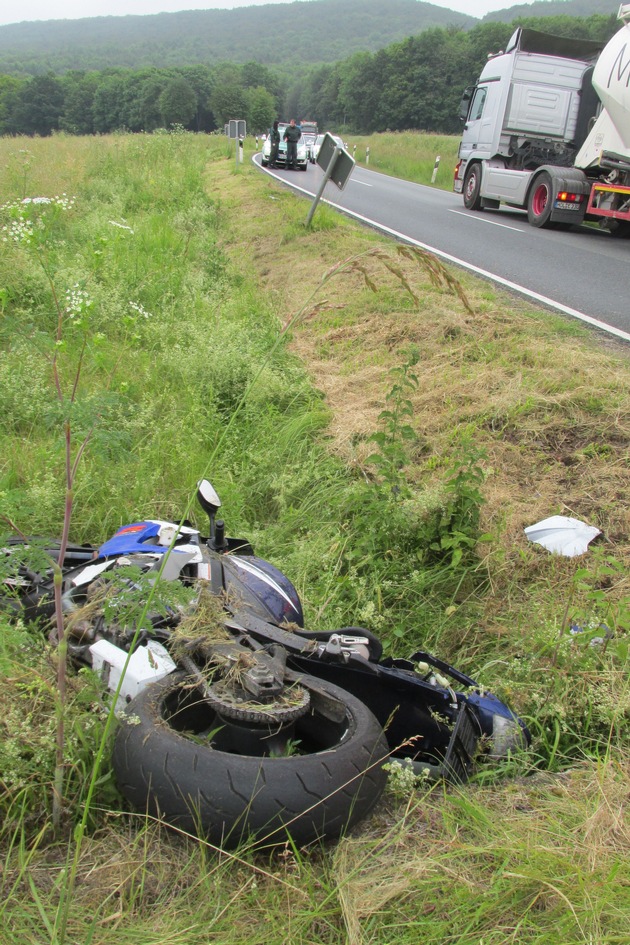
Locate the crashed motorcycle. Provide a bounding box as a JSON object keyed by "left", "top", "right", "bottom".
{"left": 2, "top": 480, "right": 528, "bottom": 847}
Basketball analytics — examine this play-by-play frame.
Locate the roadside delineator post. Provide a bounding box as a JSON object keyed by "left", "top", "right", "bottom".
{"left": 366, "top": 146, "right": 370, "bottom": 165}
{"left": 228, "top": 119, "right": 247, "bottom": 168}
{"left": 431, "top": 155, "right": 441, "bottom": 183}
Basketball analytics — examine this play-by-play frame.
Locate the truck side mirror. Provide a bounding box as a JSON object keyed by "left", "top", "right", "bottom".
{"left": 459, "top": 87, "right": 474, "bottom": 122}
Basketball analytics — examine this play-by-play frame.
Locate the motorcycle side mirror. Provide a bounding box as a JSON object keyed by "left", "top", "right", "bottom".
{"left": 197, "top": 479, "right": 221, "bottom": 516}
{"left": 197, "top": 480, "right": 226, "bottom": 551}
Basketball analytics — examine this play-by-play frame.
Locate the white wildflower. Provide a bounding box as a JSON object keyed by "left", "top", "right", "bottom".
{"left": 109, "top": 220, "right": 134, "bottom": 233}
{"left": 117, "top": 710, "right": 142, "bottom": 725}
{"left": 20, "top": 194, "right": 75, "bottom": 210}
{"left": 383, "top": 758, "right": 430, "bottom": 798}
{"left": 54, "top": 193, "right": 76, "bottom": 210}
{"left": 65, "top": 284, "right": 93, "bottom": 319}
{"left": 2, "top": 217, "right": 34, "bottom": 244}
{"left": 128, "top": 300, "right": 152, "bottom": 319}
{"left": 21, "top": 197, "right": 51, "bottom": 205}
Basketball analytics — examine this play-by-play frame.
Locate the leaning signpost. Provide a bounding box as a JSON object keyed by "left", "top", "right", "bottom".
{"left": 306, "top": 133, "right": 355, "bottom": 226}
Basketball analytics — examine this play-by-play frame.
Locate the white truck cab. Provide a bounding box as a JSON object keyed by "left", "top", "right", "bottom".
{"left": 454, "top": 5, "right": 630, "bottom": 233}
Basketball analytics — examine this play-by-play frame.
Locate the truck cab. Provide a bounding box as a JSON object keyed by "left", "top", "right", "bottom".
{"left": 454, "top": 27, "right": 606, "bottom": 227}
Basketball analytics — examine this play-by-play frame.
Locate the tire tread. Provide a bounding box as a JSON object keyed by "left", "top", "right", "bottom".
{"left": 113, "top": 671, "right": 388, "bottom": 847}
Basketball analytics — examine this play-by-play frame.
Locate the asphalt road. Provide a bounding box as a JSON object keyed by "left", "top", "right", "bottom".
{"left": 253, "top": 155, "right": 630, "bottom": 344}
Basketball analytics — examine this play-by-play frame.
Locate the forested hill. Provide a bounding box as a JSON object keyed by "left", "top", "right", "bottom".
{"left": 484, "top": 0, "right": 618, "bottom": 23}
{"left": 0, "top": 0, "right": 474, "bottom": 76}
{"left": 0, "top": 0, "right": 620, "bottom": 76}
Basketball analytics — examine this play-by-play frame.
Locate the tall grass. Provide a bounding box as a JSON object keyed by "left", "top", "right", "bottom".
{"left": 337, "top": 130, "right": 460, "bottom": 189}
{"left": 1, "top": 760, "right": 627, "bottom": 944}
{"left": 0, "top": 132, "right": 315, "bottom": 537}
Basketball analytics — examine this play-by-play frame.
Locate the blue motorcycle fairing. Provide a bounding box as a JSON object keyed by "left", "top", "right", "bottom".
{"left": 96, "top": 521, "right": 304, "bottom": 627}
{"left": 98, "top": 521, "right": 198, "bottom": 559}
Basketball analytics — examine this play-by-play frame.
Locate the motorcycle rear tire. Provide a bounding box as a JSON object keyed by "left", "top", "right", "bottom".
{"left": 112, "top": 670, "right": 388, "bottom": 848}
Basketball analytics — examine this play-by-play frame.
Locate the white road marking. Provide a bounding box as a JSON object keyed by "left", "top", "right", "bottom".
{"left": 449, "top": 209, "right": 524, "bottom": 231}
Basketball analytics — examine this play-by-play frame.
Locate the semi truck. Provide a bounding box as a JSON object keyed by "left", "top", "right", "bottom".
{"left": 453, "top": 3, "right": 630, "bottom": 235}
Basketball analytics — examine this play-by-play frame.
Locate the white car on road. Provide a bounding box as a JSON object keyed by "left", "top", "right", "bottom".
{"left": 310, "top": 133, "right": 344, "bottom": 164}
{"left": 261, "top": 125, "right": 309, "bottom": 170}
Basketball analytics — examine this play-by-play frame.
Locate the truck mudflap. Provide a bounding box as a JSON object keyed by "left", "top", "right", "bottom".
{"left": 453, "top": 159, "right": 465, "bottom": 194}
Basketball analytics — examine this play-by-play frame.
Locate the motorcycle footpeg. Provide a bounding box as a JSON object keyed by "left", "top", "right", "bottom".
{"left": 317, "top": 633, "right": 372, "bottom": 662}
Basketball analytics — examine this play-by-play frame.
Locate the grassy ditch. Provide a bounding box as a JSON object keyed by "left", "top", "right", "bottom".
{"left": 0, "top": 131, "right": 628, "bottom": 944}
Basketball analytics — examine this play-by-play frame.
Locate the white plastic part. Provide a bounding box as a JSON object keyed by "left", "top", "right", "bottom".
{"left": 524, "top": 515, "right": 601, "bottom": 557}
{"left": 89, "top": 638, "right": 176, "bottom": 710}
{"left": 71, "top": 559, "right": 114, "bottom": 587}
{"left": 157, "top": 523, "right": 179, "bottom": 546}
{"left": 158, "top": 548, "right": 198, "bottom": 579}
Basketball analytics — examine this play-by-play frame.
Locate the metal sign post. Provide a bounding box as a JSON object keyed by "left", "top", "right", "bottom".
{"left": 305, "top": 153, "right": 338, "bottom": 227}
{"left": 305, "top": 133, "right": 356, "bottom": 226}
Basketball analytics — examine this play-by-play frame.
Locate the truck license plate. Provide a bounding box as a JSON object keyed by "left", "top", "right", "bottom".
{"left": 555, "top": 201, "right": 579, "bottom": 210}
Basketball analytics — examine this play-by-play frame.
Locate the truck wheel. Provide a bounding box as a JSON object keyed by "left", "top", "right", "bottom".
{"left": 463, "top": 164, "right": 482, "bottom": 211}
{"left": 527, "top": 173, "right": 555, "bottom": 228}
{"left": 606, "top": 220, "right": 630, "bottom": 239}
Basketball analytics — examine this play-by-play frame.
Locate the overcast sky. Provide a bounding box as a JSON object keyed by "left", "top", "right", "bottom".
{"left": 0, "top": 1, "right": 533, "bottom": 29}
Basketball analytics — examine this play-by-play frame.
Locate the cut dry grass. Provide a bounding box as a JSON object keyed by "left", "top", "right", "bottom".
{"left": 3, "top": 757, "right": 626, "bottom": 944}
{"left": 168, "top": 585, "right": 231, "bottom": 659}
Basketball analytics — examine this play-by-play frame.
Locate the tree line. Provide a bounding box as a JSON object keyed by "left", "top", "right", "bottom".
{"left": 0, "top": 14, "right": 617, "bottom": 139}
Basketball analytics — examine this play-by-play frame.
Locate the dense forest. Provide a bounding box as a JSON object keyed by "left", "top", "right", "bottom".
{"left": 0, "top": 5, "right": 621, "bottom": 138}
